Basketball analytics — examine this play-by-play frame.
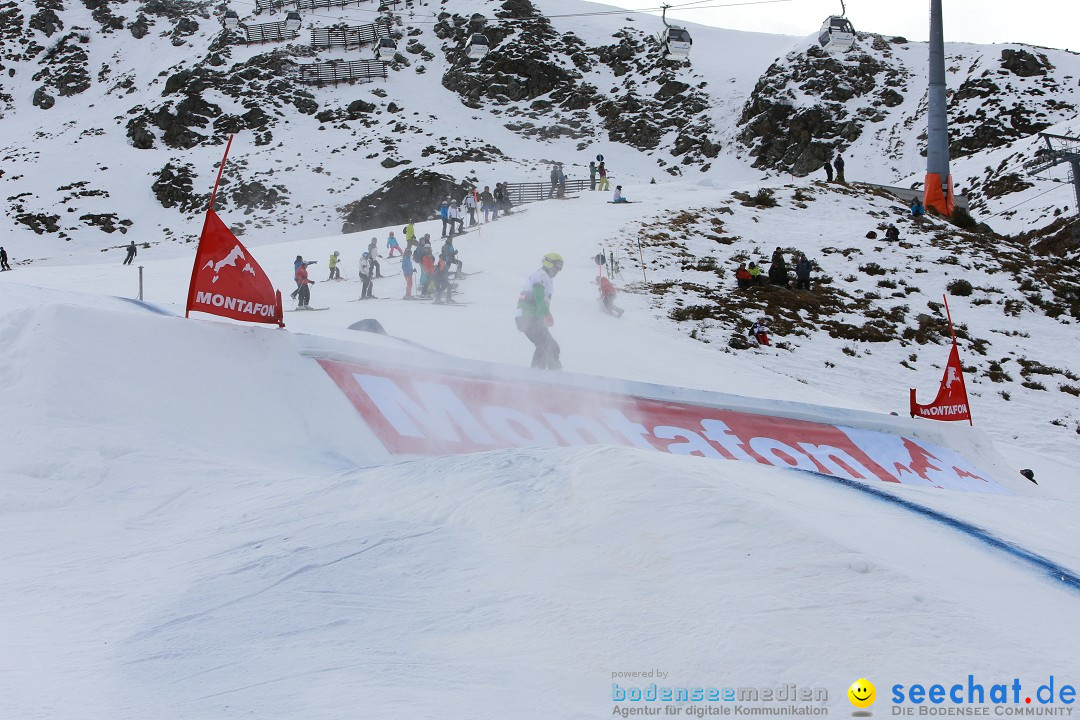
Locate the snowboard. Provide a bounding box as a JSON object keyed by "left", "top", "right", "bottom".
{"left": 287, "top": 307, "right": 330, "bottom": 312}
{"left": 607, "top": 201, "right": 638, "bottom": 204}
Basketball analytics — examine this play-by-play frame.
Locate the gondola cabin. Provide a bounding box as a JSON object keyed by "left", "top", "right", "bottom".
{"left": 818, "top": 16, "right": 855, "bottom": 51}
{"left": 378, "top": 37, "right": 397, "bottom": 60}
{"left": 466, "top": 33, "right": 489, "bottom": 60}
{"left": 223, "top": 10, "right": 240, "bottom": 29}
{"left": 663, "top": 25, "right": 692, "bottom": 59}
{"left": 284, "top": 11, "right": 302, "bottom": 33}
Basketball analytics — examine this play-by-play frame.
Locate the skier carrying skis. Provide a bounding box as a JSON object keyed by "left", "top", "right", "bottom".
{"left": 749, "top": 317, "right": 770, "bottom": 346}
{"left": 516, "top": 253, "right": 564, "bottom": 370}
{"left": 598, "top": 276, "right": 624, "bottom": 317}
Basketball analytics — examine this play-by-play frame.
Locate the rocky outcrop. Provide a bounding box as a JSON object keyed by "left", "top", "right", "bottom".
{"left": 340, "top": 169, "right": 470, "bottom": 234}
{"left": 738, "top": 45, "right": 906, "bottom": 174}
{"left": 151, "top": 162, "right": 206, "bottom": 214}
{"left": 1000, "top": 48, "right": 1052, "bottom": 77}
{"left": 31, "top": 31, "right": 92, "bottom": 100}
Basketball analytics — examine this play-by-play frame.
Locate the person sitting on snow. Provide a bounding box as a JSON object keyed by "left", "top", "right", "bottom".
{"left": 612, "top": 185, "right": 630, "bottom": 204}
{"left": 749, "top": 317, "right": 771, "bottom": 346}
{"left": 736, "top": 262, "right": 752, "bottom": 290}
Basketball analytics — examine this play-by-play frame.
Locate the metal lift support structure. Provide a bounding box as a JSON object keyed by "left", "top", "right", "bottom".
{"left": 1025, "top": 133, "right": 1080, "bottom": 218}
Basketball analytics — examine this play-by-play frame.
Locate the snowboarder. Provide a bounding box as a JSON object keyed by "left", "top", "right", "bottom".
{"left": 612, "top": 185, "right": 629, "bottom": 203}
{"left": 885, "top": 223, "right": 900, "bottom": 241}
{"left": 597, "top": 162, "right": 610, "bottom": 191}
{"left": 357, "top": 252, "right": 374, "bottom": 299}
{"left": 327, "top": 251, "right": 342, "bottom": 280}
{"left": 367, "top": 237, "right": 383, "bottom": 278}
{"left": 749, "top": 317, "right": 771, "bottom": 346}
{"left": 823, "top": 158, "right": 834, "bottom": 182}
{"left": 598, "top": 276, "right": 624, "bottom": 317}
{"left": 296, "top": 261, "right": 314, "bottom": 308}
{"left": 795, "top": 253, "right": 813, "bottom": 290}
{"left": 735, "top": 262, "right": 752, "bottom": 289}
{"left": 516, "top": 252, "right": 564, "bottom": 370}
{"left": 401, "top": 250, "right": 416, "bottom": 298}
{"left": 0, "top": 246, "right": 10, "bottom": 271}
{"left": 123, "top": 240, "right": 137, "bottom": 265}
{"left": 834, "top": 153, "right": 846, "bottom": 183}
{"left": 589, "top": 161, "right": 597, "bottom": 191}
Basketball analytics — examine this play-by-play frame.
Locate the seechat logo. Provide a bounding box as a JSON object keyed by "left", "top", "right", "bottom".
{"left": 849, "top": 679, "right": 876, "bottom": 715}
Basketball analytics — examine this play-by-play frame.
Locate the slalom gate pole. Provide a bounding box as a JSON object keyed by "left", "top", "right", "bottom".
{"left": 637, "top": 236, "right": 647, "bottom": 285}
{"left": 208, "top": 134, "right": 234, "bottom": 212}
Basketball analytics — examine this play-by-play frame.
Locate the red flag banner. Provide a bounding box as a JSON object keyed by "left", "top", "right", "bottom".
{"left": 910, "top": 342, "right": 972, "bottom": 424}
{"left": 185, "top": 209, "right": 284, "bottom": 327}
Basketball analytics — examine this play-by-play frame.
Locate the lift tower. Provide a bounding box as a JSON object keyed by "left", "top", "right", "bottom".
{"left": 1025, "top": 133, "right": 1080, "bottom": 218}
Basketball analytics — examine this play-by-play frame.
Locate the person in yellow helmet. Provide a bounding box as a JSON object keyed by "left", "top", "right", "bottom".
{"left": 516, "top": 253, "right": 564, "bottom": 370}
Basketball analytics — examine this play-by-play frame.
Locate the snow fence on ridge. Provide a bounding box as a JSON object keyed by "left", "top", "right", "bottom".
{"left": 300, "top": 334, "right": 1026, "bottom": 495}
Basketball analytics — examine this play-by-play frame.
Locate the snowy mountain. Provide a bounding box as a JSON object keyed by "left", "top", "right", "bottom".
{"left": 3, "top": 3, "right": 1080, "bottom": 718}
{"left": 3, "top": 0, "right": 1079, "bottom": 258}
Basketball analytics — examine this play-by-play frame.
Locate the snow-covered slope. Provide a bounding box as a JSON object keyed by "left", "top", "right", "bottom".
{"left": 2, "top": 237, "right": 1080, "bottom": 718}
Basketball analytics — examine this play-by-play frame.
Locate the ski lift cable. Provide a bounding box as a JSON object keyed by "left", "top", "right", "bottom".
{"left": 225, "top": 0, "right": 793, "bottom": 27}
{"left": 986, "top": 184, "right": 1069, "bottom": 218}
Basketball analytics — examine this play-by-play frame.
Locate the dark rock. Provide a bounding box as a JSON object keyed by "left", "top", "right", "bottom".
{"left": 340, "top": 168, "right": 470, "bottom": 233}
{"left": 15, "top": 212, "right": 61, "bottom": 234}
{"left": 347, "top": 99, "right": 376, "bottom": 116}
{"left": 128, "top": 14, "right": 150, "bottom": 39}
{"left": 1000, "top": 48, "right": 1051, "bottom": 77}
{"left": 29, "top": 7, "right": 63, "bottom": 37}
{"left": 32, "top": 86, "right": 55, "bottom": 109}
{"left": 151, "top": 162, "right": 205, "bottom": 213}
{"left": 230, "top": 180, "right": 288, "bottom": 212}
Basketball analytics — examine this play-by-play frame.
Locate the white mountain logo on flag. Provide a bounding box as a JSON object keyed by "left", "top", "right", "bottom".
{"left": 203, "top": 245, "right": 256, "bottom": 284}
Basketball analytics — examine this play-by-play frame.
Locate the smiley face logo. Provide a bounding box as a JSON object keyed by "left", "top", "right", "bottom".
{"left": 848, "top": 679, "right": 876, "bottom": 708}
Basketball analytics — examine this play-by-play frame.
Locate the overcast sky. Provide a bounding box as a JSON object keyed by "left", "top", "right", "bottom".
{"left": 594, "top": 0, "right": 1078, "bottom": 52}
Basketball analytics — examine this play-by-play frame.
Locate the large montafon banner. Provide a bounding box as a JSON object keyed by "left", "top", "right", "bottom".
{"left": 318, "top": 358, "right": 1004, "bottom": 494}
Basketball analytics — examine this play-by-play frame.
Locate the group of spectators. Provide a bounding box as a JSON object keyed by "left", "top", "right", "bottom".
{"left": 735, "top": 247, "right": 814, "bottom": 291}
